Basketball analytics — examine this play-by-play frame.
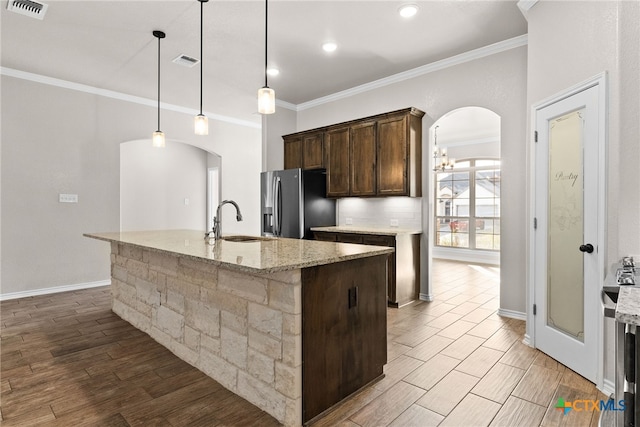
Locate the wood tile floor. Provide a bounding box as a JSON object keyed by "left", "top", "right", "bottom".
{"left": 1, "top": 259, "right": 606, "bottom": 426}
{"left": 310, "top": 259, "right": 607, "bottom": 427}
{"left": 0, "top": 286, "right": 280, "bottom": 426}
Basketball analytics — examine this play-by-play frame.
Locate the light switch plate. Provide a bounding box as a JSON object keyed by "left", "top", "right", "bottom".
{"left": 59, "top": 193, "right": 78, "bottom": 203}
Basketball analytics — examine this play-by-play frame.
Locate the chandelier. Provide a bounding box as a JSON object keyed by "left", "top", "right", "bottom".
{"left": 433, "top": 125, "right": 455, "bottom": 171}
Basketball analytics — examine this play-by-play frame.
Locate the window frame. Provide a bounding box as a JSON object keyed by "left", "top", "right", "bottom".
{"left": 434, "top": 158, "right": 500, "bottom": 251}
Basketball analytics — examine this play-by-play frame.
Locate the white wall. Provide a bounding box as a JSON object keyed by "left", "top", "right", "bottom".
{"left": 120, "top": 140, "right": 208, "bottom": 232}
{"left": 264, "top": 106, "right": 297, "bottom": 172}
{"left": 1, "top": 75, "right": 261, "bottom": 297}
{"left": 525, "top": 0, "right": 639, "bottom": 390}
{"left": 2, "top": 77, "right": 119, "bottom": 295}
{"left": 617, "top": 0, "right": 640, "bottom": 256}
{"left": 268, "top": 46, "right": 528, "bottom": 313}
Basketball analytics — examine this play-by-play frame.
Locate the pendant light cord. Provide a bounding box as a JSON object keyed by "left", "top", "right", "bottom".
{"left": 264, "top": 0, "right": 268, "bottom": 88}
{"left": 200, "top": 0, "right": 204, "bottom": 115}
{"left": 157, "top": 34, "right": 161, "bottom": 131}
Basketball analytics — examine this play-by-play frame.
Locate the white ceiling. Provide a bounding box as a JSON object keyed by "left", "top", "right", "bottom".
{"left": 1, "top": 1, "right": 527, "bottom": 125}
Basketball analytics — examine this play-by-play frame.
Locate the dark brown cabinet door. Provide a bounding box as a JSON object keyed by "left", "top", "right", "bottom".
{"left": 350, "top": 121, "right": 377, "bottom": 196}
{"left": 302, "top": 132, "right": 324, "bottom": 170}
{"left": 325, "top": 127, "right": 350, "bottom": 197}
{"left": 283, "top": 136, "right": 303, "bottom": 169}
{"left": 377, "top": 115, "right": 408, "bottom": 195}
{"left": 302, "top": 255, "right": 387, "bottom": 422}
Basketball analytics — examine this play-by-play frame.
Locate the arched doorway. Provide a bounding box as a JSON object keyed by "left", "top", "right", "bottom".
{"left": 120, "top": 139, "right": 221, "bottom": 232}
{"left": 428, "top": 107, "right": 501, "bottom": 308}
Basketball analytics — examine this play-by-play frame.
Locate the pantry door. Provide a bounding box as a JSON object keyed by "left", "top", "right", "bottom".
{"left": 531, "top": 76, "right": 606, "bottom": 384}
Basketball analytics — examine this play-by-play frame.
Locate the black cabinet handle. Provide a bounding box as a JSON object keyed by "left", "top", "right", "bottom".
{"left": 579, "top": 244, "right": 594, "bottom": 253}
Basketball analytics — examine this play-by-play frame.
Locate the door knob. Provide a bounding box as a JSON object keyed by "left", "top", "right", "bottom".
{"left": 579, "top": 244, "right": 594, "bottom": 253}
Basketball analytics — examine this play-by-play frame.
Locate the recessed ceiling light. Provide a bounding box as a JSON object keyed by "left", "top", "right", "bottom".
{"left": 267, "top": 67, "right": 279, "bottom": 77}
{"left": 398, "top": 4, "right": 418, "bottom": 18}
{"left": 322, "top": 42, "right": 337, "bottom": 53}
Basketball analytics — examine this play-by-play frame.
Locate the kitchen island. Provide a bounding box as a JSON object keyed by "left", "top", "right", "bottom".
{"left": 84, "top": 230, "right": 393, "bottom": 426}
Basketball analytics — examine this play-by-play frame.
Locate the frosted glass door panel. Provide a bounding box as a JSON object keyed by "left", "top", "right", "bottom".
{"left": 547, "top": 109, "right": 584, "bottom": 342}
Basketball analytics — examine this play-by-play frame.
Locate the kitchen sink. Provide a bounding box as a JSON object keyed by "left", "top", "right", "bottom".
{"left": 222, "top": 235, "right": 274, "bottom": 242}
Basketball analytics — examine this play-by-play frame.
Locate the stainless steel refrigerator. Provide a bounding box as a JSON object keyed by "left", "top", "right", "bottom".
{"left": 261, "top": 168, "right": 336, "bottom": 239}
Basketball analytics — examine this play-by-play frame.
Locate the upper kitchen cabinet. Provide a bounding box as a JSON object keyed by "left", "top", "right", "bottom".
{"left": 325, "top": 126, "right": 351, "bottom": 197}
{"left": 283, "top": 136, "right": 303, "bottom": 169}
{"left": 350, "top": 121, "right": 377, "bottom": 197}
{"left": 283, "top": 131, "right": 324, "bottom": 170}
{"left": 325, "top": 121, "right": 377, "bottom": 198}
{"left": 377, "top": 110, "right": 423, "bottom": 197}
{"left": 283, "top": 107, "right": 424, "bottom": 197}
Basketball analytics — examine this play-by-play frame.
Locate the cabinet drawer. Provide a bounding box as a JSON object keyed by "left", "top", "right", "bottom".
{"left": 336, "top": 234, "right": 363, "bottom": 244}
{"left": 361, "top": 235, "right": 395, "bottom": 247}
{"left": 313, "top": 231, "right": 337, "bottom": 242}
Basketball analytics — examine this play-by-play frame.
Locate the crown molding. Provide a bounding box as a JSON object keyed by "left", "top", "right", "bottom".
{"left": 3, "top": 33, "right": 528, "bottom": 118}
{"left": 296, "top": 34, "right": 528, "bottom": 111}
{"left": 275, "top": 98, "right": 297, "bottom": 112}
{"left": 0, "top": 67, "right": 261, "bottom": 129}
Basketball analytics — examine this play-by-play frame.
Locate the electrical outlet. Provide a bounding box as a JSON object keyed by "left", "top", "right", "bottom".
{"left": 59, "top": 193, "right": 78, "bottom": 203}
{"left": 345, "top": 217, "right": 353, "bottom": 225}
{"left": 390, "top": 219, "right": 399, "bottom": 227}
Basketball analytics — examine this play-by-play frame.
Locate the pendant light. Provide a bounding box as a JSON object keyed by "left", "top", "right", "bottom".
{"left": 258, "top": 0, "right": 275, "bottom": 114}
{"left": 194, "top": 0, "right": 209, "bottom": 135}
{"left": 152, "top": 30, "right": 166, "bottom": 148}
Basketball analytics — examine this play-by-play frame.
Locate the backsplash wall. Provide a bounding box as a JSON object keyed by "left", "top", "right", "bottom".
{"left": 337, "top": 197, "right": 422, "bottom": 229}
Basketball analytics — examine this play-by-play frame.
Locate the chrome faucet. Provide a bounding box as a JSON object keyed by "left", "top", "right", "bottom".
{"left": 209, "top": 200, "right": 243, "bottom": 240}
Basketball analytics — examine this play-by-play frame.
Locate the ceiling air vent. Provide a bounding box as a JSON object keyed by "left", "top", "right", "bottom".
{"left": 172, "top": 54, "right": 200, "bottom": 68}
{"left": 7, "top": 0, "right": 48, "bottom": 20}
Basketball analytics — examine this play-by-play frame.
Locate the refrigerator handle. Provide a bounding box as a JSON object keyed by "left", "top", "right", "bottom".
{"left": 274, "top": 176, "right": 281, "bottom": 236}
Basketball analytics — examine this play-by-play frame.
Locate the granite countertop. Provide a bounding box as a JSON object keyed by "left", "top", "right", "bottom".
{"left": 310, "top": 225, "right": 422, "bottom": 236}
{"left": 616, "top": 287, "right": 640, "bottom": 326}
{"left": 84, "top": 230, "right": 394, "bottom": 274}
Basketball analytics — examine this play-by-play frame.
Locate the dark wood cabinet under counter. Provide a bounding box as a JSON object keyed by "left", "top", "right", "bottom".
{"left": 312, "top": 227, "right": 421, "bottom": 307}
{"left": 302, "top": 255, "right": 387, "bottom": 422}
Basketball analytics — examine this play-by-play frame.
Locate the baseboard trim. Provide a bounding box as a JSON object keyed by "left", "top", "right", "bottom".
{"left": 0, "top": 280, "right": 111, "bottom": 301}
{"left": 497, "top": 308, "right": 527, "bottom": 321}
{"left": 600, "top": 379, "right": 615, "bottom": 397}
{"left": 432, "top": 249, "right": 500, "bottom": 266}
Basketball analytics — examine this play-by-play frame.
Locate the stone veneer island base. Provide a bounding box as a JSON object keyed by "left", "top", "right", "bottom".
{"left": 85, "top": 230, "right": 392, "bottom": 426}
